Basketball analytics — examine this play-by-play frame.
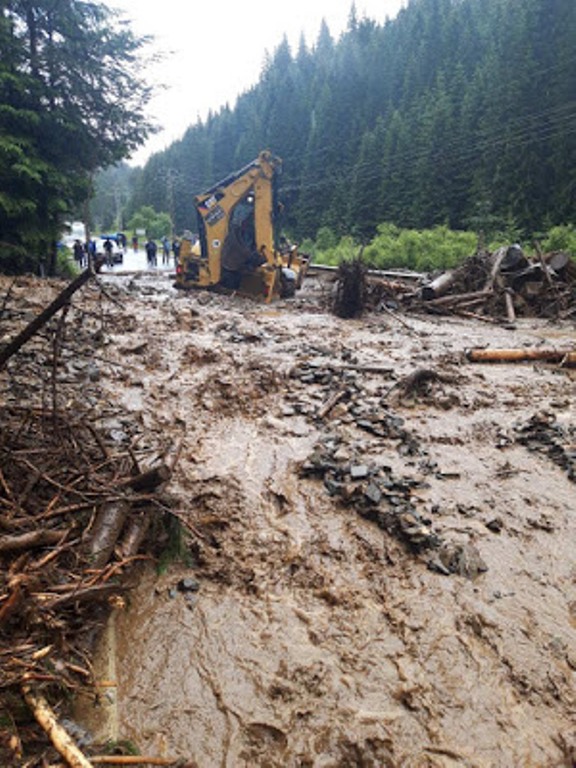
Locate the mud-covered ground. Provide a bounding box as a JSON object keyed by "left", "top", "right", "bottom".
{"left": 6, "top": 270, "right": 576, "bottom": 767}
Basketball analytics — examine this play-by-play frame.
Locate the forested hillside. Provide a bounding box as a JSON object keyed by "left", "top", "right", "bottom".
{"left": 125, "top": 0, "right": 575, "bottom": 243}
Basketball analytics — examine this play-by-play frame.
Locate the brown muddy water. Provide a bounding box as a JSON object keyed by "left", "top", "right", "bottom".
{"left": 76, "top": 272, "right": 575, "bottom": 767}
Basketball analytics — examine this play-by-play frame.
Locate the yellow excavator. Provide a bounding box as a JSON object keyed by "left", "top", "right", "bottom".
{"left": 175, "top": 150, "right": 309, "bottom": 301}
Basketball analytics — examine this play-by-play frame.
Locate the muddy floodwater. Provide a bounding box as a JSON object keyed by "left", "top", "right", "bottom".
{"left": 78, "top": 272, "right": 575, "bottom": 767}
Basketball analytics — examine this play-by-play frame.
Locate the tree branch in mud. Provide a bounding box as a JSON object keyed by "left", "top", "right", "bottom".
{"left": 317, "top": 388, "right": 349, "bottom": 419}
{"left": 43, "top": 582, "right": 128, "bottom": 610}
{"left": 21, "top": 683, "right": 94, "bottom": 768}
{"left": 0, "top": 577, "right": 25, "bottom": 626}
{"left": 504, "top": 288, "right": 516, "bottom": 323}
{"left": 424, "top": 289, "right": 491, "bottom": 308}
{"left": 90, "top": 756, "right": 181, "bottom": 766}
{"left": 483, "top": 245, "right": 509, "bottom": 293}
{"left": 0, "top": 267, "right": 94, "bottom": 370}
{"left": 0, "top": 529, "right": 63, "bottom": 554}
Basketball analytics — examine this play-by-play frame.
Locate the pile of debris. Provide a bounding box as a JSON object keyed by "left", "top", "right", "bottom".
{"left": 512, "top": 411, "right": 576, "bottom": 483}
{"left": 299, "top": 432, "right": 488, "bottom": 580}
{"left": 418, "top": 245, "right": 576, "bottom": 321}
{"left": 328, "top": 246, "right": 576, "bottom": 322}
{"left": 289, "top": 346, "right": 488, "bottom": 580}
{"left": 0, "top": 272, "right": 179, "bottom": 767}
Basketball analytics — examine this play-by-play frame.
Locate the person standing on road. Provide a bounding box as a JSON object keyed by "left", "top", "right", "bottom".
{"left": 86, "top": 238, "right": 96, "bottom": 268}
{"left": 161, "top": 235, "right": 171, "bottom": 265}
{"left": 73, "top": 239, "right": 85, "bottom": 268}
{"left": 103, "top": 238, "right": 114, "bottom": 267}
{"left": 145, "top": 238, "right": 157, "bottom": 268}
{"left": 172, "top": 237, "right": 181, "bottom": 267}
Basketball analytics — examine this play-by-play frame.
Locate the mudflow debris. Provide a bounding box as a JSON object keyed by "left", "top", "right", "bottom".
{"left": 329, "top": 242, "right": 576, "bottom": 324}
{"left": 0, "top": 273, "right": 181, "bottom": 767}
{"left": 0, "top": 264, "right": 575, "bottom": 767}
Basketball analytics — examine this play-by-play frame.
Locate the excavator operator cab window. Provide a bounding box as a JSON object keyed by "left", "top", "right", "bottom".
{"left": 230, "top": 192, "right": 256, "bottom": 252}
{"left": 220, "top": 190, "right": 265, "bottom": 289}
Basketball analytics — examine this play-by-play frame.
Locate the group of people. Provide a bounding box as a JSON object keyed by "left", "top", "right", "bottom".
{"left": 72, "top": 232, "right": 184, "bottom": 271}
{"left": 72, "top": 238, "right": 97, "bottom": 268}
{"left": 72, "top": 233, "right": 127, "bottom": 270}
{"left": 145, "top": 236, "right": 181, "bottom": 268}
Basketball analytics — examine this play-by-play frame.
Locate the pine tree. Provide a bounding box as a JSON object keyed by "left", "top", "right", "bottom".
{"left": 0, "top": 0, "right": 154, "bottom": 274}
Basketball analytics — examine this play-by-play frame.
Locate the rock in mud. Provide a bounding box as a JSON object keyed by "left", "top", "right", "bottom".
{"left": 178, "top": 577, "right": 201, "bottom": 593}
{"left": 350, "top": 463, "right": 369, "bottom": 479}
{"left": 486, "top": 516, "right": 504, "bottom": 533}
{"left": 363, "top": 481, "right": 382, "bottom": 505}
{"left": 438, "top": 541, "right": 488, "bottom": 579}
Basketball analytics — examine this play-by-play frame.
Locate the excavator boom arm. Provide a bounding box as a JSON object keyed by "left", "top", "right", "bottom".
{"left": 175, "top": 150, "right": 308, "bottom": 301}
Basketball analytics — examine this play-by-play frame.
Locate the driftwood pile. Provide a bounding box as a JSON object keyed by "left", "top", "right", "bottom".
{"left": 0, "top": 272, "right": 179, "bottom": 766}
{"left": 0, "top": 407, "right": 172, "bottom": 683}
{"left": 417, "top": 245, "right": 576, "bottom": 322}
{"left": 330, "top": 246, "right": 576, "bottom": 323}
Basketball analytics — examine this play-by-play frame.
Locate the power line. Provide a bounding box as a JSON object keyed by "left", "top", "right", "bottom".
{"left": 277, "top": 100, "right": 576, "bottom": 198}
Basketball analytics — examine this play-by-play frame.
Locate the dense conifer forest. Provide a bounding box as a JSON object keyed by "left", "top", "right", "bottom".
{"left": 123, "top": 0, "right": 576, "bottom": 245}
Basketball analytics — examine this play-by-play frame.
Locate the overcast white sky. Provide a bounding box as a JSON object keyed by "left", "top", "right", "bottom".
{"left": 111, "top": 0, "right": 407, "bottom": 165}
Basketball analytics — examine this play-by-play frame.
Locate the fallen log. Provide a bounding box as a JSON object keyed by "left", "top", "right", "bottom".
{"left": 533, "top": 240, "right": 556, "bottom": 289}
{"left": 308, "top": 263, "right": 424, "bottom": 281}
{"left": 421, "top": 270, "right": 457, "bottom": 300}
{"left": 483, "top": 246, "right": 509, "bottom": 292}
{"left": 0, "top": 267, "right": 94, "bottom": 370}
{"left": 87, "top": 500, "right": 130, "bottom": 568}
{"left": 87, "top": 467, "right": 171, "bottom": 564}
{"left": 21, "top": 683, "right": 94, "bottom": 768}
{"left": 545, "top": 250, "right": 576, "bottom": 282}
{"left": 0, "top": 529, "right": 62, "bottom": 554}
{"left": 466, "top": 348, "right": 576, "bottom": 366}
{"left": 425, "top": 289, "right": 491, "bottom": 308}
{"left": 455, "top": 310, "right": 499, "bottom": 324}
{"left": 118, "top": 510, "right": 153, "bottom": 559}
{"left": 504, "top": 289, "right": 516, "bottom": 323}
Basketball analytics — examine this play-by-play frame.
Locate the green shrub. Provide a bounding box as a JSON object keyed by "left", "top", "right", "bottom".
{"left": 315, "top": 235, "right": 360, "bottom": 266}
{"left": 56, "top": 247, "right": 77, "bottom": 278}
{"left": 315, "top": 226, "right": 338, "bottom": 252}
{"left": 127, "top": 206, "right": 173, "bottom": 240}
{"left": 299, "top": 237, "right": 315, "bottom": 256}
{"left": 364, "top": 223, "right": 477, "bottom": 272}
{"left": 310, "top": 222, "right": 575, "bottom": 273}
{"left": 540, "top": 224, "right": 576, "bottom": 255}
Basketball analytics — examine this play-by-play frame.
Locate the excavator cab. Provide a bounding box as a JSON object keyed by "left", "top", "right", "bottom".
{"left": 175, "top": 151, "right": 308, "bottom": 301}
